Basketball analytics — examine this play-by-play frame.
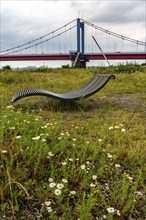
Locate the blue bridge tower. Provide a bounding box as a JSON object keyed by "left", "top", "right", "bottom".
{"left": 70, "top": 18, "right": 87, "bottom": 68}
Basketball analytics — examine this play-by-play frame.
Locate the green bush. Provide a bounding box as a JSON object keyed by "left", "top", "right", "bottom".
{"left": 2, "top": 65, "right": 12, "bottom": 71}
{"left": 61, "top": 64, "right": 70, "bottom": 69}
{"left": 141, "top": 62, "right": 146, "bottom": 66}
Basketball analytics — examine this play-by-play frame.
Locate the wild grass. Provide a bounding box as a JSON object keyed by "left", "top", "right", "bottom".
{"left": 0, "top": 66, "right": 146, "bottom": 220}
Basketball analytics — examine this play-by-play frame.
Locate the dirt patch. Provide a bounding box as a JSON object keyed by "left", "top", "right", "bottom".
{"left": 111, "top": 93, "right": 146, "bottom": 111}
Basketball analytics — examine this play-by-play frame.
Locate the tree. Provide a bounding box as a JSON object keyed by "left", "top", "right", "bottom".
{"left": 2, "top": 65, "right": 12, "bottom": 71}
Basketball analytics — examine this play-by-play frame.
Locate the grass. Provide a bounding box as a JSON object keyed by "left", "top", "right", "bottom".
{"left": 0, "top": 66, "right": 146, "bottom": 220}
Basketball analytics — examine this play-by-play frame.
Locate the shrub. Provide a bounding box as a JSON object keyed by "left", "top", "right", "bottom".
{"left": 2, "top": 65, "right": 12, "bottom": 71}
{"left": 61, "top": 64, "right": 70, "bottom": 69}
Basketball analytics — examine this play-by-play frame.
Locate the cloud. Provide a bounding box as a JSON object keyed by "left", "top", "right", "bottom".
{"left": 90, "top": 1, "right": 145, "bottom": 24}
{"left": 69, "top": 0, "right": 146, "bottom": 43}
{"left": 70, "top": 1, "right": 145, "bottom": 24}
{"left": 0, "top": 0, "right": 145, "bottom": 56}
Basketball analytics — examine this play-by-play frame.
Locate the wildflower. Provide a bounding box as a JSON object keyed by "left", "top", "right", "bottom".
{"left": 43, "top": 125, "right": 48, "bottom": 128}
{"left": 9, "top": 127, "right": 15, "bottom": 130}
{"left": 86, "top": 141, "right": 90, "bottom": 144}
{"left": 103, "top": 215, "right": 107, "bottom": 219}
{"left": 134, "top": 191, "right": 143, "bottom": 196}
{"left": 62, "top": 179, "right": 68, "bottom": 183}
{"left": 109, "top": 126, "right": 113, "bottom": 130}
{"left": 7, "top": 105, "right": 13, "bottom": 109}
{"left": 92, "top": 175, "right": 97, "bottom": 180}
{"left": 49, "top": 182, "right": 56, "bottom": 188}
{"left": 32, "top": 136, "right": 40, "bottom": 140}
{"left": 48, "top": 152, "right": 54, "bottom": 157}
{"left": 115, "top": 164, "right": 121, "bottom": 168}
{"left": 45, "top": 201, "right": 51, "bottom": 206}
{"left": 128, "top": 176, "right": 133, "bottom": 182}
{"left": 40, "top": 133, "right": 44, "bottom": 136}
{"left": 57, "top": 183, "right": 64, "bottom": 189}
{"left": 54, "top": 189, "right": 61, "bottom": 196}
{"left": 61, "top": 161, "right": 67, "bottom": 165}
{"left": 42, "top": 139, "right": 46, "bottom": 142}
{"left": 66, "top": 132, "right": 70, "bottom": 136}
{"left": 106, "top": 207, "right": 115, "bottom": 213}
{"left": 123, "top": 172, "right": 128, "bottom": 177}
{"left": 46, "top": 206, "right": 53, "bottom": 212}
{"left": 72, "top": 138, "right": 76, "bottom": 141}
{"left": 15, "top": 135, "right": 22, "bottom": 139}
{"left": 115, "top": 125, "right": 119, "bottom": 129}
{"left": 80, "top": 164, "right": 86, "bottom": 170}
{"left": 86, "top": 161, "right": 90, "bottom": 164}
{"left": 98, "top": 139, "right": 102, "bottom": 142}
{"left": 121, "top": 128, "right": 126, "bottom": 132}
{"left": 117, "top": 210, "right": 121, "bottom": 216}
{"left": 48, "top": 178, "right": 53, "bottom": 182}
{"left": 90, "top": 183, "right": 96, "bottom": 187}
{"left": 124, "top": 172, "right": 133, "bottom": 182}
{"left": 107, "top": 153, "right": 112, "bottom": 159}
{"left": 2, "top": 150, "right": 7, "bottom": 154}
{"left": 70, "top": 190, "right": 76, "bottom": 195}
{"left": 69, "top": 158, "right": 73, "bottom": 161}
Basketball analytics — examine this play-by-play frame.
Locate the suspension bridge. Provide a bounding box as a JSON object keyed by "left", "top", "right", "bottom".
{"left": 0, "top": 18, "right": 146, "bottom": 67}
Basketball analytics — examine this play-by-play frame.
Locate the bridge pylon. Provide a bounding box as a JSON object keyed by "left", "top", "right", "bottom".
{"left": 70, "top": 18, "right": 87, "bottom": 68}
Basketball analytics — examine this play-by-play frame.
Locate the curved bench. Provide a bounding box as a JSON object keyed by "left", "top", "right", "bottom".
{"left": 12, "top": 74, "right": 115, "bottom": 103}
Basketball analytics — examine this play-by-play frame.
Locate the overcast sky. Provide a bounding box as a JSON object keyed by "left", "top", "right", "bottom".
{"left": 0, "top": 0, "right": 146, "bottom": 67}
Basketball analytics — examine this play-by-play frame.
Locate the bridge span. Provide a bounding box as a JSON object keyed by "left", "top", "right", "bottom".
{"left": 1, "top": 18, "right": 146, "bottom": 67}
{"left": 0, "top": 52, "right": 146, "bottom": 62}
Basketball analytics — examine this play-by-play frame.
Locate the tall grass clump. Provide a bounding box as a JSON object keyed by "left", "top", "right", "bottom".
{"left": 0, "top": 66, "right": 146, "bottom": 219}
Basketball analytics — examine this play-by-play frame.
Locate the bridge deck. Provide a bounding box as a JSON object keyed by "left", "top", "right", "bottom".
{"left": 0, "top": 52, "right": 146, "bottom": 61}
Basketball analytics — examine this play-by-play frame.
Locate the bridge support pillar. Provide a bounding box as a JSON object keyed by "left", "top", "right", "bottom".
{"left": 75, "top": 18, "right": 86, "bottom": 68}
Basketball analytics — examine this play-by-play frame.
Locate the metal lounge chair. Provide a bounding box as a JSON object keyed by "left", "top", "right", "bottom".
{"left": 12, "top": 74, "right": 115, "bottom": 103}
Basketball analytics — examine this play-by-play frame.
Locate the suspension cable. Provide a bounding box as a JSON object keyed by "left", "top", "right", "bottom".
{"left": 82, "top": 19, "right": 146, "bottom": 46}
{"left": 0, "top": 19, "right": 76, "bottom": 54}
{"left": 4, "top": 25, "right": 76, "bottom": 55}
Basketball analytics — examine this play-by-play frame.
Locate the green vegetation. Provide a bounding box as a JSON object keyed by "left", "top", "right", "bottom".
{"left": 1, "top": 65, "right": 12, "bottom": 71}
{"left": 0, "top": 65, "right": 146, "bottom": 220}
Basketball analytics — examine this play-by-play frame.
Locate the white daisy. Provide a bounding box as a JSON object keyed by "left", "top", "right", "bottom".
{"left": 57, "top": 183, "right": 64, "bottom": 189}
{"left": 81, "top": 164, "right": 86, "bottom": 169}
{"left": 106, "top": 207, "right": 115, "bottom": 213}
{"left": 49, "top": 182, "right": 56, "bottom": 188}
{"left": 54, "top": 189, "right": 61, "bottom": 196}
{"left": 92, "top": 175, "right": 97, "bottom": 180}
